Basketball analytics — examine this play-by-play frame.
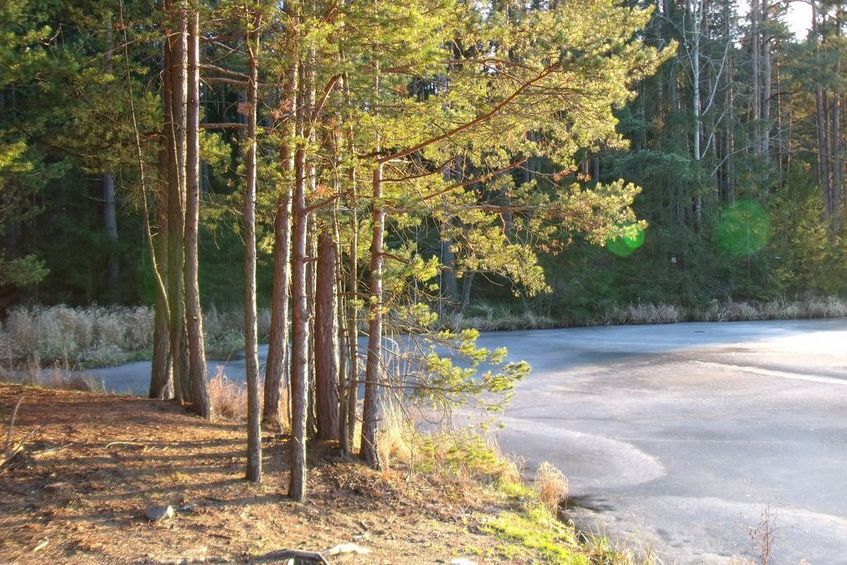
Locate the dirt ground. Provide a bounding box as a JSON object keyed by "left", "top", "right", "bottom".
{"left": 0, "top": 384, "right": 529, "bottom": 564}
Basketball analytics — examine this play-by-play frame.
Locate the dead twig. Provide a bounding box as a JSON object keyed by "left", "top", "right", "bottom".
{"left": 105, "top": 441, "right": 147, "bottom": 449}
{"left": 4, "top": 396, "right": 23, "bottom": 452}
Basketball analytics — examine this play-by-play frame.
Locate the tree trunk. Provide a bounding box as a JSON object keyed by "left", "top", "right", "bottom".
{"left": 460, "top": 271, "right": 475, "bottom": 314}
{"left": 184, "top": 8, "right": 210, "bottom": 419}
{"left": 264, "top": 57, "right": 298, "bottom": 429}
{"left": 831, "top": 92, "right": 842, "bottom": 232}
{"left": 101, "top": 13, "right": 119, "bottom": 303}
{"left": 150, "top": 171, "right": 173, "bottom": 399}
{"left": 813, "top": 0, "right": 833, "bottom": 226}
{"left": 342, "top": 70, "right": 358, "bottom": 456}
{"left": 166, "top": 0, "right": 189, "bottom": 404}
{"left": 691, "top": 0, "right": 703, "bottom": 225}
{"left": 306, "top": 219, "right": 318, "bottom": 440}
{"left": 440, "top": 234, "right": 459, "bottom": 311}
{"left": 102, "top": 173, "right": 120, "bottom": 301}
{"left": 244, "top": 19, "right": 262, "bottom": 483}
{"left": 288, "top": 59, "right": 311, "bottom": 502}
{"left": 761, "top": 0, "right": 772, "bottom": 158}
{"left": 314, "top": 230, "right": 340, "bottom": 441}
{"left": 361, "top": 163, "right": 384, "bottom": 469}
{"left": 831, "top": 7, "right": 843, "bottom": 230}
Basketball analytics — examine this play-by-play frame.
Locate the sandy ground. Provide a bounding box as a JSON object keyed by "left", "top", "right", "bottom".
{"left": 0, "top": 384, "right": 530, "bottom": 564}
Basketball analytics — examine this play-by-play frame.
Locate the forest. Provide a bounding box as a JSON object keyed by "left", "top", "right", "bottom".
{"left": 2, "top": 0, "right": 847, "bottom": 515}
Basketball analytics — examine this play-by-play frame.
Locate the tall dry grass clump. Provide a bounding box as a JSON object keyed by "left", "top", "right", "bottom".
{"left": 208, "top": 368, "right": 251, "bottom": 420}
{"left": 602, "top": 303, "right": 684, "bottom": 325}
{"left": 445, "top": 302, "right": 556, "bottom": 332}
{"left": 534, "top": 461, "right": 568, "bottom": 512}
{"left": 376, "top": 403, "right": 414, "bottom": 471}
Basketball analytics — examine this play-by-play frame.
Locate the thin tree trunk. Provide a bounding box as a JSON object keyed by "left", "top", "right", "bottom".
{"left": 264, "top": 57, "right": 298, "bottom": 429}
{"left": 306, "top": 218, "right": 318, "bottom": 440}
{"left": 691, "top": 0, "right": 703, "bottom": 225}
{"left": 361, "top": 163, "right": 384, "bottom": 469}
{"left": 813, "top": 0, "right": 833, "bottom": 225}
{"left": 761, "top": 0, "right": 772, "bottom": 158}
{"left": 342, "top": 74, "right": 359, "bottom": 455}
{"left": 103, "top": 173, "right": 119, "bottom": 300}
{"left": 244, "top": 17, "right": 262, "bottom": 483}
{"left": 288, "top": 59, "right": 311, "bottom": 502}
{"left": 831, "top": 92, "right": 842, "bottom": 232}
{"left": 184, "top": 9, "right": 210, "bottom": 419}
{"left": 150, "top": 178, "right": 173, "bottom": 399}
{"left": 102, "top": 12, "right": 120, "bottom": 302}
{"left": 166, "top": 0, "right": 189, "bottom": 404}
{"left": 460, "top": 271, "right": 475, "bottom": 314}
{"left": 314, "top": 230, "right": 340, "bottom": 440}
{"left": 831, "top": 7, "right": 843, "bottom": 229}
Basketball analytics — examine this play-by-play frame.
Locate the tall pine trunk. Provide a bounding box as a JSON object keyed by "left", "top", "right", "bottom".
{"left": 361, "top": 163, "right": 384, "bottom": 469}
{"left": 166, "top": 0, "right": 189, "bottom": 403}
{"left": 264, "top": 57, "right": 298, "bottom": 429}
{"left": 289, "top": 58, "right": 311, "bottom": 501}
{"left": 102, "top": 174, "right": 120, "bottom": 300}
{"left": 341, "top": 71, "right": 359, "bottom": 455}
{"left": 184, "top": 8, "right": 210, "bottom": 418}
{"left": 314, "top": 230, "right": 339, "bottom": 440}
{"left": 102, "top": 13, "right": 119, "bottom": 302}
{"left": 244, "top": 17, "right": 262, "bottom": 483}
{"left": 150, "top": 172, "right": 173, "bottom": 399}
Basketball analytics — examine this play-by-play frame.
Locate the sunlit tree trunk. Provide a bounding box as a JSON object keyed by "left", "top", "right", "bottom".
{"left": 361, "top": 162, "right": 384, "bottom": 469}
{"left": 341, "top": 68, "right": 359, "bottom": 456}
{"left": 185, "top": 8, "right": 210, "bottom": 418}
{"left": 165, "top": 0, "right": 189, "bottom": 403}
{"left": 264, "top": 55, "right": 298, "bottom": 429}
{"left": 314, "top": 230, "right": 340, "bottom": 440}
{"left": 289, "top": 54, "right": 312, "bottom": 501}
{"left": 244, "top": 15, "right": 262, "bottom": 483}
{"left": 150, "top": 160, "right": 173, "bottom": 399}
{"left": 812, "top": 0, "right": 833, "bottom": 227}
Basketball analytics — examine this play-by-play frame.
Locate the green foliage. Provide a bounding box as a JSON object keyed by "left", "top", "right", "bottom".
{"left": 0, "top": 254, "right": 49, "bottom": 287}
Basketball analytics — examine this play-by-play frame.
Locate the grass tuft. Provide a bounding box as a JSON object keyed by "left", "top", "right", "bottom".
{"left": 534, "top": 461, "right": 568, "bottom": 513}
{"left": 208, "top": 368, "right": 249, "bottom": 420}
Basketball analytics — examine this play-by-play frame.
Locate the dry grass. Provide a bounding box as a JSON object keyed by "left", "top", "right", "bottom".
{"left": 0, "top": 358, "right": 103, "bottom": 393}
{"left": 0, "top": 304, "right": 277, "bottom": 368}
{"left": 533, "top": 461, "right": 568, "bottom": 513}
{"left": 375, "top": 403, "right": 413, "bottom": 472}
{"left": 207, "top": 367, "right": 290, "bottom": 428}
{"left": 207, "top": 368, "right": 250, "bottom": 420}
{"left": 600, "top": 303, "right": 684, "bottom": 325}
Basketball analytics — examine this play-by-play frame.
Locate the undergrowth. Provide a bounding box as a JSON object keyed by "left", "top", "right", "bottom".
{"left": 375, "top": 407, "right": 643, "bottom": 564}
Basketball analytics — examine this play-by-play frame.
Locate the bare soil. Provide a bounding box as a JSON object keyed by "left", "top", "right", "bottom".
{"left": 0, "top": 384, "right": 522, "bottom": 564}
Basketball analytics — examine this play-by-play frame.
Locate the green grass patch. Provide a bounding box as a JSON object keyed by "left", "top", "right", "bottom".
{"left": 485, "top": 505, "right": 588, "bottom": 564}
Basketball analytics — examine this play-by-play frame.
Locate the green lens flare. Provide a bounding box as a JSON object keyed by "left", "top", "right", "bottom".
{"left": 715, "top": 200, "right": 771, "bottom": 257}
{"left": 606, "top": 225, "right": 646, "bottom": 257}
